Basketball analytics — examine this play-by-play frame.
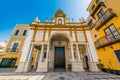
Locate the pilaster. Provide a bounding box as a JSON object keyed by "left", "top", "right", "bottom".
{"left": 16, "top": 30, "right": 34, "bottom": 72}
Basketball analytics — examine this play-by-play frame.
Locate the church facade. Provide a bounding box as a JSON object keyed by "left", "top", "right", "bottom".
{"left": 1, "top": 10, "right": 99, "bottom": 72}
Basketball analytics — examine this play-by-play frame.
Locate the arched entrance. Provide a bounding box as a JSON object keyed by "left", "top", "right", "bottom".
{"left": 49, "top": 33, "right": 70, "bottom": 70}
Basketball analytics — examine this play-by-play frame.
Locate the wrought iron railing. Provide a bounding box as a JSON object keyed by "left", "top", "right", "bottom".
{"left": 91, "top": 0, "right": 105, "bottom": 16}
{"left": 6, "top": 48, "right": 19, "bottom": 52}
{"left": 95, "top": 9, "right": 116, "bottom": 30}
{"left": 95, "top": 27, "right": 120, "bottom": 49}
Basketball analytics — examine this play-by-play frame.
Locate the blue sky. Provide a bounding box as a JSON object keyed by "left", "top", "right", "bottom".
{"left": 0, "top": 0, "right": 91, "bottom": 41}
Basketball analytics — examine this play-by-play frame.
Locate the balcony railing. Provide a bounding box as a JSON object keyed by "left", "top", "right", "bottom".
{"left": 95, "top": 9, "right": 116, "bottom": 30}
{"left": 91, "top": 0, "right": 105, "bottom": 16}
{"left": 6, "top": 48, "right": 19, "bottom": 53}
{"left": 95, "top": 27, "right": 120, "bottom": 49}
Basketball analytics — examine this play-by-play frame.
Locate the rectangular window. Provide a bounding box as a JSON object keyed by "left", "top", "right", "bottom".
{"left": 11, "top": 43, "right": 19, "bottom": 52}
{"left": 22, "top": 30, "right": 27, "bottom": 36}
{"left": 14, "top": 30, "right": 19, "bottom": 36}
{"left": 97, "top": 9, "right": 105, "bottom": 19}
{"left": 0, "top": 58, "right": 17, "bottom": 67}
{"left": 104, "top": 24, "right": 120, "bottom": 41}
{"left": 114, "top": 50, "right": 120, "bottom": 62}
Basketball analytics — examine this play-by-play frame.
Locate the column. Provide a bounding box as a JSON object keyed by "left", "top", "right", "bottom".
{"left": 86, "top": 44, "right": 93, "bottom": 62}
{"left": 85, "top": 30, "right": 100, "bottom": 72}
{"left": 76, "top": 44, "right": 81, "bottom": 62}
{"left": 85, "top": 30, "right": 98, "bottom": 62}
{"left": 39, "top": 44, "right": 44, "bottom": 62}
{"left": 71, "top": 43, "right": 75, "bottom": 61}
{"left": 72, "top": 43, "right": 84, "bottom": 72}
{"left": 26, "top": 44, "right": 34, "bottom": 62}
{"left": 23, "top": 44, "right": 34, "bottom": 72}
{"left": 36, "top": 44, "right": 48, "bottom": 72}
{"left": 46, "top": 44, "right": 50, "bottom": 62}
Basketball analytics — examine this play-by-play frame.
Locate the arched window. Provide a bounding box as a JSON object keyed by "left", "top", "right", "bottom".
{"left": 58, "top": 19, "right": 62, "bottom": 24}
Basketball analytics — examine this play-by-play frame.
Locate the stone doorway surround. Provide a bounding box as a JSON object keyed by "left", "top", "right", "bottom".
{"left": 49, "top": 34, "right": 70, "bottom": 70}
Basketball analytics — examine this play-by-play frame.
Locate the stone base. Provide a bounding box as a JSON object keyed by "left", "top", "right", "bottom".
{"left": 72, "top": 62, "right": 84, "bottom": 72}
{"left": 16, "top": 62, "right": 32, "bottom": 72}
{"left": 36, "top": 62, "right": 48, "bottom": 72}
{"left": 88, "top": 62, "right": 100, "bottom": 72}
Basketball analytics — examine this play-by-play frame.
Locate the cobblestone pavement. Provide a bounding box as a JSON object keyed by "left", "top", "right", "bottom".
{"left": 0, "top": 68, "right": 120, "bottom": 80}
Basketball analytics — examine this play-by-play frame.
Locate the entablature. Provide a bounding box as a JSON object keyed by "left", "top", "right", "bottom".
{"left": 29, "top": 24, "right": 90, "bottom": 30}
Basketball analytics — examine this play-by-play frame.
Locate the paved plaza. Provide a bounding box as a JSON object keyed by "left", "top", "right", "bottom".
{"left": 0, "top": 68, "right": 120, "bottom": 80}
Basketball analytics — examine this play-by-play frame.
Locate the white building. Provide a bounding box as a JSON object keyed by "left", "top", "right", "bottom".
{"left": 1, "top": 10, "right": 99, "bottom": 72}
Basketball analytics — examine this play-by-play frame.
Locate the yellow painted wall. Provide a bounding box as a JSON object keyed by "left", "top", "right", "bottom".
{"left": 0, "top": 25, "right": 29, "bottom": 66}
{"left": 88, "top": 0, "right": 120, "bottom": 70}
{"left": 97, "top": 43, "right": 120, "bottom": 70}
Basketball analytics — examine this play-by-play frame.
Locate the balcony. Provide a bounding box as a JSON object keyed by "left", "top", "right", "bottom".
{"left": 6, "top": 48, "right": 19, "bottom": 53}
{"left": 87, "top": 16, "right": 92, "bottom": 24}
{"left": 95, "top": 9, "right": 116, "bottom": 30}
{"left": 95, "top": 27, "right": 120, "bottom": 49}
{"left": 91, "top": 0, "right": 105, "bottom": 17}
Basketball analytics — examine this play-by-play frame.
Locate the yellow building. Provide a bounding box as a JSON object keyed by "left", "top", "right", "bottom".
{"left": 0, "top": 25, "right": 30, "bottom": 67}
{"left": 0, "top": 10, "right": 99, "bottom": 72}
{"left": 87, "top": 0, "right": 120, "bottom": 73}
